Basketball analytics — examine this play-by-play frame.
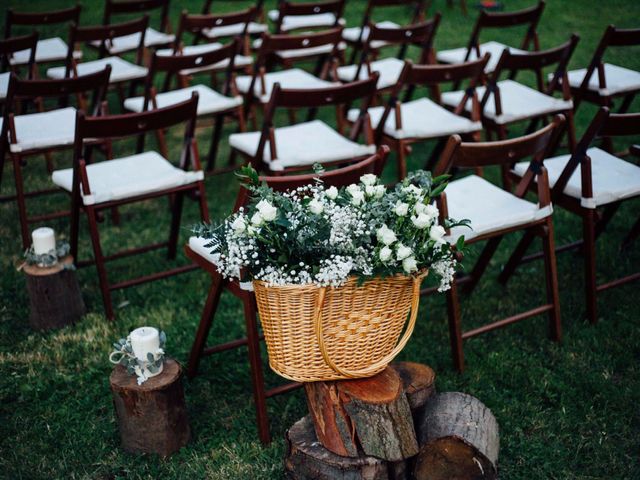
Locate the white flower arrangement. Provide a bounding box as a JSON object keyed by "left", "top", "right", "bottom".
{"left": 193, "top": 167, "right": 469, "bottom": 291}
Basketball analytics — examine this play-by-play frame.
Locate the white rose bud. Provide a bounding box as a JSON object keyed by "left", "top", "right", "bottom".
{"left": 396, "top": 243, "right": 413, "bottom": 261}
{"left": 429, "top": 225, "right": 446, "bottom": 244}
{"left": 373, "top": 185, "right": 385, "bottom": 199}
{"left": 402, "top": 184, "right": 423, "bottom": 197}
{"left": 379, "top": 246, "right": 392, "bottom": 262}
{"left": 411, "top": 213, "right": 431, "bottom": 229}
{"left": 365, "top": 185, "right": 377, "bottom": 197}
{"left": 394, "top": 201, "right": 409, "bottom": 216}
{"left": 350, "top": 190, "right": 365, "bottom": 206}
{"left": 325, "top": 186, "right": 338, "bottom": 200}
{"left": 231, "top": 215, "right": 247, "bottom": 234}
{"left": 414, "top": 202, "right": 428, "bottom": 214}
{"left": 424, "top": 203, "right": 439, "bottom": 220}
{"left": 308, "top": 198, "right": 324, "bottom": 215}
{"left": 360, "top": 173, "right": 377, "bottom": 186}
{"left": 256, "top": 199, "right": 277, "bottom": 222}
{"left": 251, "top": 212, "right": 264, "bottom": 226}
{"left": 402, "top": 256, "right": 418, "bottom": 274}
{"left": 376, "top": 225, "right": 397, "bottom": 246}
{"left": 346, "top": 184, "right": 361, "bottom": 197}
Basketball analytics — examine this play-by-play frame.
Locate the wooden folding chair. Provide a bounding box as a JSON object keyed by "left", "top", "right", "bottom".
{"left": 200, "top": 0, "right": 268, "bottom": 43}
{"left": 342, "top": 0, "right": 427, "bottom": 64}
{"left": 94, "top": 0, "right": 175, "bottom": 55}
{"left": 431, "top": 116, "right": 564, "bottom": 372}
{"left": 350, "top": 55, "right": 488, "bottom": 180}
{"left": 503, "top": 108, "right": 640, "bottom": 325}
{"left": 124, "top": 40, "right": 246, "bottom": 174}
{"left": 2, "top": 68, "right": 111, "bottom": 248}
{"left": 269, "top": 0, "right": 346, "bottom": 34}
{"left": 185, "top": 147, "right": 389, "bottom": 444}
{"left": 231, "top": 75, "right": 378, "bottom": 174}
{"left": 4, "top": 4, "right": 82, "bottom": 68}
{"left": 436, "top": 1, "right": 545, "bottom": 75}
{"left": 53, "top": 95, "right": 209, "bottom": 320}
{"left": 0, "top": 33, "right": 38, "bottom": 106}
{"left": 335, "top": 17, "right": 441, "bottom": 95}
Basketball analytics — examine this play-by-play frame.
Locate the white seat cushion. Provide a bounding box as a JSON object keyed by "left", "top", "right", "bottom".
{"left": 0, "top": 72, "right": 9, "bottom": 100}
{"left": 188, "top": 236, "right": 253, "bottom": 290}
{"left": 512, "top": 147, "right": 640, "bottom": 209}
{"left": 268, "top": 10, "right": 345, "bottom": 32}
{"left": 124, "top": 84, "right": 242, "bottom": 115}
{"left": 441, "top": 79, "right": 573, "bottom": 125}
{"left": 90, "top": 28, "right": 175, "bottom": 55}
{"left": 342, "top": 21, "right": 400, "bottom": 49}
{"left": 436, "top": 41, "right": 528, "bottom": 73}
{"left": 46, "top": 56, "right": 148, "bottom": 83}
{"left": 156, "top": 43, "right": 253, "bottom": 74}
{"left": 202, "top": 21, "right": 268, "bottom": 39}
{"left": 236, "top": 68, "right": 337, "bottom": 103}
{"left": 445, "top": 174, "right": 553, "bottom": 242}
{"left": 348, "top": 98, "right": 481, "bottom": 140}
{"left": 336, "top": 57, "right": 405, "bottom": 90}
{"left": 229, "top": 119, "right": 376, "bottom": 171}
{"left": 52, "top": 151, "right": 204, "bottom": 205}
{"left": 10, "top": 37, "right": 81, "bottom": 65}
{"left": 5, "top": 107, "right": 76, "bottom": 153}
{"left": 564, "top": 63, "right": 640, "bottom": 97}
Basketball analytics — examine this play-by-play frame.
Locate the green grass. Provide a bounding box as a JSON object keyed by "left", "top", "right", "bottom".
{"left": 1, "top": 0, "right": 640, "bottom": 478}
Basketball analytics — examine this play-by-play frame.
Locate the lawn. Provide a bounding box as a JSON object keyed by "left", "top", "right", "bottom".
{"left": 1, "top": 0, "right": 639, "bottom": 478}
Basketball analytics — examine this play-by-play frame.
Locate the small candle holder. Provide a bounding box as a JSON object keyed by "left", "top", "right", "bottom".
{"left": 24, "top": 228, "right": 71, "bottom": 269}
{"left": 110, "top": 327, "right": 166, "bottom": 385}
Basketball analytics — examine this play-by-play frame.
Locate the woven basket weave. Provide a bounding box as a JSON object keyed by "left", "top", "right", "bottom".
{"left": 253, "top": 271, "right": 427, "bottom": 382}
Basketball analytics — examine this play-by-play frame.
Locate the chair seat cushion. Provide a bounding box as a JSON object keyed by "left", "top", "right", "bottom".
{"left": 156, "top": 43, "right": 253, "bottom": 74}
{"left": 436, "top": 41, "right": 528, "bottom": 73}
{"left": 445, "top": 174, "right": 553, "bottom": 242}
{"left": 251, "top": 37, "right": 346, "bottom": 60}
{"left": 229, "top": 119, "right": 376, "bottom": 171}
{"left": 267, "top": 10, "right": 346, "bottom": 32}
{"left": 46, "top": 56, "right": 148, "bottom": 83}
{"left": 4, "top": 107, "right": 76, "bottom": 153}
{"left": 90, "top": 28, "right": 175, "bottom": 55}
{"left": 441, "top": 79, "right": 573, "bottom": 125}
{"left": 0, "top": 72, "right": 9, "bottom": 100}
{"left": 202, "top": 21, "right": 269, "bottom": 39}
{"left": 564, "top": 63, "right": 640, "bottom": 97}
{"left": 124, "top": 84, "right": 242, "bottom": 115}
{"left": 336, "top": 57, "right": 404, "bottom": 90}
{"left": 347, "top": 98, "right": 481, "bottom": 140}
{"left": 341, "top": 21, "right": 400, "bottom": 49}
{"left": 236, "top": 68, "right": 336, "bottom": 103}
{"left": 188, "top": 236, "right": 254, "bottom": 290}
{"left": 10, "top": 37, "right": 82, "bottom": 65}
{"left": 52, "top": 151, "right": 204, "bottom": 206}
{"left": 512, "top": 147, "right": 640, "bottom": 209}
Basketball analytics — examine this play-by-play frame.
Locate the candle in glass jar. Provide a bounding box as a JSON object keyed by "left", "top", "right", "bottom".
{"left": 32, "top": 227, "right": 56, "bottom": 255}
{"left": 130, "top": 326, "right": 160, "bottom": 361}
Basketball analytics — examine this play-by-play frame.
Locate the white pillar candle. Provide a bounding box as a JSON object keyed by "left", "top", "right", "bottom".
{"left": 32, "top": 227, "right": 56, "bottom": 255}
{"left": 130, "top": 326, "right": 160, "bottom": 360}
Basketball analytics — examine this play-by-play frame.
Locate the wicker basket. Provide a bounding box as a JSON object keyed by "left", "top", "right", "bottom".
{"left": 253, "top": 271, "right": 427, "bottom": 382}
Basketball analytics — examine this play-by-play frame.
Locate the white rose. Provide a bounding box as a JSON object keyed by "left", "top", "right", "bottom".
{"left": 402, "top": 256, "right": 418, "bottom": 274}
{"left": 376, "top": 225, "right": 397, "bottom": 246}
{"left": 346, "top": 184, "right": 361, "bottom": 197}
{"left": 429, "top": 225, "right": 446, "bottom": 244}
{"left": 396, "top": 244, "right": 413, "bottom": 261}
{"left": 308, "top": 198, "right": 324, "bottom": 215}
{"left": 365, "top": 185, "right": 376, "bottom": 197}
{"left": 424, "top": 203, "right": 439, "bottom": 220}
{"left": 256, "top": 199, "right": 277, "bottom": 222}
{"left": 325, "top": 186, "right": 338, "bottom": 200}
{"left": 411, "top": 213, "right": 431, "bottom": 229}
{"left": 373, "top": 185, "right": 385, "bottom": 199}
{"left": 379, "top": 246, "right": 393, "bottom": 262}
{"left": 251, "top": 212, "right": 264, "bottom": 226}
{"left": 231, "top": 215, "right": 247, "bottom": 234}
{"left": 402, "top": 184, "right": 423, "bottom": 197}
{"left": 414, "top": 202, "right": 427, "bottom": 214}
{"left": 394, "top": 201, "right": 409, "bottom": 217}
{"left": 360, "top": 173, "right": 377, "bottom": 186}
{"left": 350, "top": 190, "right": 365, "bottom": 206}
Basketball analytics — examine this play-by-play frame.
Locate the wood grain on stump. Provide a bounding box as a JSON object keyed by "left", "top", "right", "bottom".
{"left": 110, "top": 358, "right": 190, "bottom": 457}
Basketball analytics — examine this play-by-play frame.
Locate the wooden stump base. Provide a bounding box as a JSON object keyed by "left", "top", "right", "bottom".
{"left": 110, "top": 358, "right": 191, "bottom": 457}
{"left": 23, "top": 256, "right": 85, "bottom": 330}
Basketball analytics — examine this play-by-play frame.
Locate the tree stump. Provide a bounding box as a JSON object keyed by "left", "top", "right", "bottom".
{"left": 23, "top": 256, "right": 85, "bottom": 330}
{"left": 285, "top": 416, "right": 389, "bottom": 480}
{"left": 110, "top": 358, "right": 190, "bottom": 456}
{"left": 304, "top": 366, "right": 419, "bottom": 462}
{"left": 414, "top": 392, "right": 499, "bottom": 480}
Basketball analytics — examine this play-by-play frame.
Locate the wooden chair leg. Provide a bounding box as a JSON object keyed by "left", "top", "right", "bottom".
{"left": 242, "top": 295, "right": 271, "bottom": 444}
{"left": 446, "top": 278, "right": 464, "bottom": 373}
{"left": 167, "top": 191, "right": 185, "bottom": 260}
{"left": 397, "top": 139, "right": 408, "bottom": 181}
{"left": 498, "top": 229, "right": 536, "bottom": 284}
{"left": 583, "top": 209, "right": 598, "bottom": 324}
{"left": 542, "top": 220, "right": 562, "bottom": 341}
{"left": 206, "top": 115, "right": 225, "bottom": 172}
{"left": 44, "top": 150, "right": 55, "bottom": 174}
{"left": 197, "top": 183, "right": 210, "bottom": 223}
{"left": 12, "top": 153, "right": 30, "bottom": 249}
{"left": 463, "top": 236, "right": 502, "bottom": 294}
{"left": 86, "top": 205, "right": 115, "bottom": 320}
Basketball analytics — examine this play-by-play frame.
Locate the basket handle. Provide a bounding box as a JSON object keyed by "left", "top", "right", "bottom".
{"left": 314, "top": 272, "right": 426, "bottom": 379}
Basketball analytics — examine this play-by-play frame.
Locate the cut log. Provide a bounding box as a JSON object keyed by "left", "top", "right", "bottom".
{"left": 285, "top": 416, "right": 388, "bottom": 480}
{"left": 414, "top": 392, "right": 499, "bottom": 480}
{"left": 23, "top": 256, "right": 85, "bottom": 330}
{"left": 110, "top": 358, "right": 190, "bottom": 456}
{"left": 305, "top": 366, "right": 419, "bottom": 462}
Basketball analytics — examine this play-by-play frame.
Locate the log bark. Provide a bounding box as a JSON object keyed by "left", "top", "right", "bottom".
{"left": 23, "top": 256, "right": 85, "bottom": 330}
{"left": 110, "top": 358, "right": 191, "bottom": 456}
{"left": 305, "top": 367, "right": 419, "bottom": 462}
{"left": 285, "top": 416, "right": 389, "bottom": 480}
{"left": 414, "top": 392, "right": 499, "bottom": 480}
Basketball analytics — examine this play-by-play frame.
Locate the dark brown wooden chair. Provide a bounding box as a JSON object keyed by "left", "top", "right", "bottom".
{"left": 0, "top": 33, "right": 38, "bottom": 104}
{"left": 430, "top": 116, "right": 564, "bottom": 372}
{"left": 200, "top": 0, "right": 268, "bottom": 43}
{"left": 342, "top": 0, "right": 427, "bottom": 64}
{"left": 185, "top": 146, "right": 389, "bottom": 444}
{"left": 269, "top": 0, "right": 346, "bottom": 34}
{"left": 4, "top": 4, "right": 82, "bottom": 68}
{"left": 436, "top": 1, "right": 545, "bottom": 75}
{"left": 53, "top": 95, "right": 209, "bottom": 320}
{"left": 503, "top": 108, "right": 640, "bottom": 325}
{"left": 124, "top": 40, "right": 246, "bottom": 173}
{"left": 231, "top": 75, "right": 378, "bottom": 174}
{"left": 1, "top": 68, "right": 111, "bottom": 248}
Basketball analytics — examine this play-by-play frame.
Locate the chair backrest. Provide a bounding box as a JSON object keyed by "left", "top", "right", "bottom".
{"left": 4, "top": 4, "right": 81, "bottom": 38}
{"left": 173, "top": 7, "right": 260, "bottom": 50}
{"left": 102, "top": 0, "right": 170, "bottom": 33}
{"left": 273, "top": 0, "right": 346, "bottom": 33}
{"left": 356, "top": 0, "right": 426, "bottom": 39}
{"left": 0, "top": 32, "right": 38, "bottom": 74}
